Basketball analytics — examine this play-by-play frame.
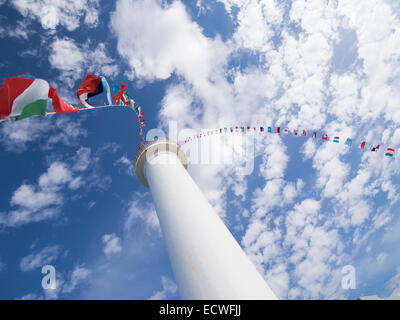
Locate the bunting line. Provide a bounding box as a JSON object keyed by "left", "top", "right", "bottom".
{"left": 183, "top": 126, "right": 396, "bottom": 158}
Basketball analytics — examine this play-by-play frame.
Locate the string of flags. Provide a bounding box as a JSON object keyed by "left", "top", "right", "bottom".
{"left": 183, "top": 126, "right": 396, "bottom": 158}
{"left": 0, "top": 74, "right": 146, "bottom": 144}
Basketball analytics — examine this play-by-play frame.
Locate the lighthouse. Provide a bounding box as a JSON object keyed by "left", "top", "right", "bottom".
{"left": 133, "top": 138, "right": 277, "bottom": 300}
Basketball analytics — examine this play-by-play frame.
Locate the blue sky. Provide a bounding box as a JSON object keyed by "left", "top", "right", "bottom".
{"left": 1, "top": 0, "right": 400, "bottom": 300}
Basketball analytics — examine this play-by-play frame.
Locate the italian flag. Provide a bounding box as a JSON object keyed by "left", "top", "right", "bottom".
{"left": 385, "top": 148, "right": 395, "bottom": 157}
{"left": 0, "top": 77, "right": 49, "bottom": 120}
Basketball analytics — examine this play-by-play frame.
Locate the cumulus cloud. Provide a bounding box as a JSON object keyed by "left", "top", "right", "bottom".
{"left": 102, "top": 233, "right": 122, "bottom": 256}
{"left": 11, "top": 0, "right": 100, "bottom": 31}
{"left": 49, "top": 38, "right": 118, "bottom": 88}
{"left": 0, "top": 146, "right": 111, "bottom": 227}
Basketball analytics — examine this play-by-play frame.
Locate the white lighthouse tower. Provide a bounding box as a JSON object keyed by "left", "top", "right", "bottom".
{"left": 133, "top": 138, "right": 277, "bottom": 300}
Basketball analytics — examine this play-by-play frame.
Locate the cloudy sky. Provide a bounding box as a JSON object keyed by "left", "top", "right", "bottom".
{"left": 1, "top": 0, "right": 400, "bottom": 300}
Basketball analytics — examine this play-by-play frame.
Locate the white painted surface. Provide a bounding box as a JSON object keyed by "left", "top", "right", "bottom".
{"left": 143, "top": 148, "right": 277, "bottom": 300}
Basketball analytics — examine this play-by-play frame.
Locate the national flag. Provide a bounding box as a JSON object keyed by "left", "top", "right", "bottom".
{"left": 313, "top": 131, "right": 317, "bottom": 139}
{"left": 276, "top": 127, "right": 280, "bottom": 133}
{"left": 48, "top": 88, "right": 79, "bottom": 113}
{"left": 247, "top": 126, "right": 251, "bottom": 132}
{"left": 302, "top": 130, "right": 307, "bottom": 136}
{"left": 77, "top": 74, "right": 104, "bottom": 108}
{"left": 220, "top": 128, "right": 222, "bottom": 133}
{"left": 360, "top": 141, "right": 366, "bottom": 149}
{"left": 293, "top": 129, "right": 298, "bottom": 135}
{"left": 322, "top": 134, "right": 328, "bottom": 141}
{"left": 0, "top": 77, "right": 49, "bottom": 120}
{"left": 268, "top": 126, "right": 272, "bottom": 133}
{"left": 235, "top": 126, "right": 239, "bottom": 132}
{"left": 230, "top": 127, "right": 233, "bottom": 132}
{"left": 224, "top": 127, "right": 228, "bottom": 133}
{"left": 113, "top": 82, "right": 126, "bottom": 105}
{"left": 345, "top": 138, "right": 352, "bottom": 146}
{"left": 333, "top": 136, "right": 340, "bottom": 143}
{"left": 371, "top": 144, "right": 380, "bottom": 152}
{"left": 241, "top": 126, "right": 245, "bottom": 132}
{"left": 385, "top": 148, "right": 395, "bottom": 157}
{"left": 101, "top": 76, "right": 113, "bottom": 105}
{"left": 284, "top": 128, "right": 289, "bottom": 133}
{"left": 121, "top": 93, "right": 129, "bottom": 105}
{"left": 260, "top": 126, "right": 264, "bottom": 132}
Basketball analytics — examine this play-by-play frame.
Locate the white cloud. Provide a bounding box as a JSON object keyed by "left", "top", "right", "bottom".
{"left": 0, "top": 146, "right": 110, "bottom": 227}
{"left": 49, "top": 38, "right": 119, "bottom": 88}
{"left": 20, "top": 245, "right": 60, "bottom": 272}
{"left": 114, "top": 155, "right": 134, "bottom": 176}
{"left": 0, "top": 19, "right": 32, "bottom": 40}
{"left": 73, "top": 147, "right": 92, "bottom": 172}
{"left": 38, "top": 162, "right": 72, "bottom": 190}
{"left": 233, "top": 0, "right": 283, "bottom": 52}
{"left": 111, "top": 0, "right": 229, "bottom": 83}
{"left": 62, "top": 265, "right": 91, "bottom": 294}
{"left": 148, "top": 276, "right": 178, "bottom": 300}
{"left": 19, "top": 264, "right": 91, "bottom": 299}
{"left": 102, "top": 233, "right": 122, "bottom": 256}
{"left": 386, "top": 267, "right": 400, "bottom": 297}
{"left": 11, "top": 0, "right": 100, "bottom": 31}
{"left": 0, "top": 116, "right": 88, "bottom": 153}
{"left": 125, "top": 192, "right": 160, "bottom": 231}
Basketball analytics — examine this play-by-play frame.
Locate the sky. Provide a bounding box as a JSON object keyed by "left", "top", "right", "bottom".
{"left": 0, "top": 0, "right": 400, "bottom": 300}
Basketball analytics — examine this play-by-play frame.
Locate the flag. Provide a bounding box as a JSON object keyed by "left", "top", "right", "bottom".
{"left": 101, "top": 76, "right": 113, "bottom": 105}
{"left": 313, "top": 131, "right": 317, "bottom": 139}
{"left": 302, "top": 130, "right": 306, "bottom": 136}
{"left": 77, "top": 74, "right": 104, "bottom": 108}
{"left": 224, "top": 127, "right": 228, "bottom": 133}
{"left": 322, "top": 134, "right": 328, "bottom": 141}
{"left": 220, "top": 128, "right": 222, "bottom": 133}
{"left": 121, "top": 93, "right": 129, "bottom": 105}
{"left": 345, "top": 138, "right": 352, "bottom": 146}
{"left": 235, "top": 126, "right": 239, "bottom": 132}
{"left": 230, "top": 127, "right": 233, "bottom": 132}
{"left": 247, "top": 126, "right": 251, "bottom": 132}
{"left": 293, "top": 129, "right": 298, "bottom": 135}
{"left": 48, "top": 88, "right": 79, "bottom": 113}
{"left": 0, "top": 77, "right": 49, "bottom": 120}
{"left": 385, "top": 148, "right": 395, "bottom": 157}
{"left": 371, "top": 144, "right": 380, "bottom": 152}
{"left": 360, "top": 141, "right": 366, "bottom": 149}
{"left": 241, "top": 126, "right": 244, "bottom": 132}
{"left": 284, "top": 128, "right": 289, "bottom": 133}
{"left": 260, "top": 126, "right": 264, "bottom": 132}
{"left": 267, "top": 126, "right": 272, "bottom": 132}
{"left": 113, "top": 82, "right": 126, "bottom": 105}
{"left": 276, "top": 127, "right": 280, "bottom": 133}
{"left": 333, "top": 136, "right": 340, "bottom": 143}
